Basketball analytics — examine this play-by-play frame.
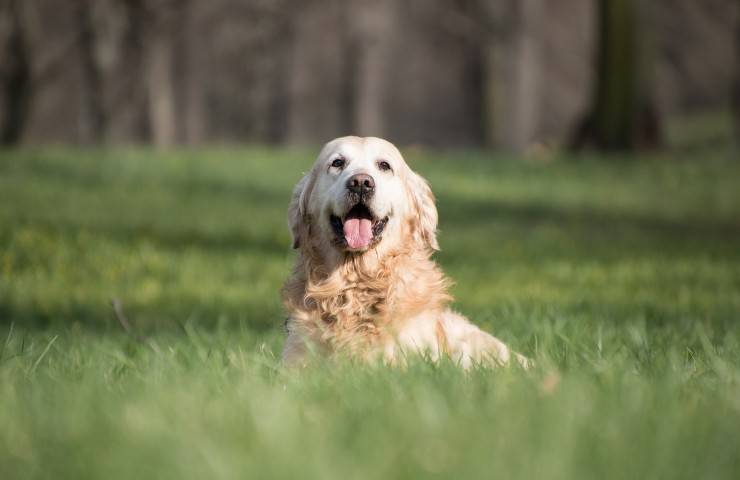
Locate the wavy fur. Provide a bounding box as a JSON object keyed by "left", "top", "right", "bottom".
{"left": 281, "top": 137, "right": 528, "bottom": 368}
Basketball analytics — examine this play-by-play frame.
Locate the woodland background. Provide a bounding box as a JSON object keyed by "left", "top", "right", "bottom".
{"left": 1, "top": 0, "right": 738, "bottom": 150}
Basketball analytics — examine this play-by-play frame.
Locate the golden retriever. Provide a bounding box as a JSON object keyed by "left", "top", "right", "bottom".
{"left": 282, "top": 136, "right": 529, "bottom": 368}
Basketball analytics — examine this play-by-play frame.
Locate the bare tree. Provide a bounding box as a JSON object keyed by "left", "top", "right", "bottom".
{"left": 0, "top": 0, "right": 31, "bottom": 145}
{"left": 264, "top": 3, "right": 294, "bottom": 144}
{"left": 178, "top": 0, "right": 204, "bottom": 145}
{"left": 345, "top": 0, "right": 394, "bottom": 137}
{"left": 470, "top": 0, "right": 544, "bottom": 151}
{"left": 506, "top": 0, "right": 544, "bottom": 151}
{"left": 146, "top": 1, "right": 178, "bottom": 148}
{"left": 734, "top": 19, "right": 740, "bottom": 144}
{"left": 570, "top": 0, "right": 663, "bottom": 151}
{"left": 75, "top": 0, "right": 107, "bottom": 143}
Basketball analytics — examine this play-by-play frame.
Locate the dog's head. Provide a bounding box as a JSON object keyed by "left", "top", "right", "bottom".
{"left": 289, "top": 136, "right": 439, "bottom": 257}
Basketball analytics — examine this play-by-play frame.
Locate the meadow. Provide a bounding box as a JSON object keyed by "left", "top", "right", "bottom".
{"left": 1, "top": 142, "right": 739, "bottom": 479}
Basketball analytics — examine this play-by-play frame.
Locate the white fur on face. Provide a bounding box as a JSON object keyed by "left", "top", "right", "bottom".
{"left": 307, "top": 137, "right": 414, "bottom": 252}
{"left": 288, "top": 136, "right": 439, "bottom": 256}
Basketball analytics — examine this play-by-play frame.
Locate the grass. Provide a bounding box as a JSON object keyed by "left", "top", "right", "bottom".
{"left": 1, "top": 144, "right": 739, "bottom": 479}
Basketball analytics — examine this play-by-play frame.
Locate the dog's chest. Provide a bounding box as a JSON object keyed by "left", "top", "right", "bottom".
{"left": 322, "top": 284, "right": 387, "bottom": 326}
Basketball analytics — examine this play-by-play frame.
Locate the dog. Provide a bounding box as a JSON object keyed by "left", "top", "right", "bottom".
{"left": 281, "top": 136, "right": 529, "bottom": 369}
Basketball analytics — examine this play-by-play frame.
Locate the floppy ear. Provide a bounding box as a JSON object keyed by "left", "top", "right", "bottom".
{"left": 408, "top": 171, "right": 439, "bottom": 251}
{"left": 287, "top": 171, "right": 316, "bottom": 249}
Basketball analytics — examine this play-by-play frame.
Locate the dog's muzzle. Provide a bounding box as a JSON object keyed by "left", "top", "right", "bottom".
{"left": 330, "top": 195, "right": 388, "bottom": 251}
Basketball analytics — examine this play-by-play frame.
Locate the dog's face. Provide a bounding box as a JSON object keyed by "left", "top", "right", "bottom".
{"left": 289, "top": 136, "right": 439, "bottom": 256}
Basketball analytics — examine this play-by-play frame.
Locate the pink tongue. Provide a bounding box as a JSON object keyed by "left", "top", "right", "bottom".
{"left": 343, "top": 218, "right": 373, "bottom": 249}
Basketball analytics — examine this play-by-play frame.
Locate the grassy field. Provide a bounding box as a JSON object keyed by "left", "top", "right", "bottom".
{"left": 1, "top": 145, "right": 739, "bottom": 479}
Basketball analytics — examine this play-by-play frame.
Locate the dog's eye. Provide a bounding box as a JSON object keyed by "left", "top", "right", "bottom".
{"left": 331, "top": 158, "right": 345, "bottom": 169}
{"left": 378, "top": 160, "right": 392, "bottom": 172}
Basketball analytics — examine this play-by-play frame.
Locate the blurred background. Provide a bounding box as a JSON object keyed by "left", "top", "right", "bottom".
{"left": 0, "top": 0, "right": 737, "bottom": 151}
{"left": 2, "top": 5, "right": 740, "bottom": 475}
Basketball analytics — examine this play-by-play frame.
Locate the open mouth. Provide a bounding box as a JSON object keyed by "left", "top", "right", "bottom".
{"left": 330, "top": 203, "right": 388, "bottom": 250}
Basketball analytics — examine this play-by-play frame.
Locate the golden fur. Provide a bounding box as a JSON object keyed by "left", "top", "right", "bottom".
{"left": 281, "top": 136, "right": 528, "bottom": 368}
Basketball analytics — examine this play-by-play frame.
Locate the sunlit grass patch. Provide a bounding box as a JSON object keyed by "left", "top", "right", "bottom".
{"left": 0, "top": 147, "right": 739, "bottom": 479}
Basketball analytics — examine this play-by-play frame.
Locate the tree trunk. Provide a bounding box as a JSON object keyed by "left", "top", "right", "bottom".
{"left": 351, "top": 0, "right": 393, "bottom": 138}
{"left": 509, "top": 0, "right": 543, "bottom": 151}
{"left": 76, "top": 0, "right": 107, "bottom": 144}
{"left": 570, "top": 0, "right": 663, "bottom": 151}
{"left": 147, "top": 23, "right": 177, "bottom": 148}
{"left": 339, "top": 4, "right": 359, "bottom": 136}
{"left": 734, "top": 19, "right": 740, "bottom": 145}
{"left": 479, "top": 0, "right": 544, "bottom": 151}
{"left": 480, "top": 40, "right": 496, "bottom": 147}
{"left": 179, "top": 0, "right": 204, "bottom": 145}
{"left": 0, "top": 0, "right": 31, "bottom": 145}
{"left": 266, "top": 6, "right": 294, "bottom": 144}
{"left": 339, "top": 0, "right": 394, "bottom": 138}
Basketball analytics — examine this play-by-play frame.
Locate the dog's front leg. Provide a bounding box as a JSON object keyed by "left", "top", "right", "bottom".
{"left": 439, "top": 311, "right": 531, "bottom": 369}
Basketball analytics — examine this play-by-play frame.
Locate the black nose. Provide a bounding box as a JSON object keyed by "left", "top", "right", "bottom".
{"left": 346, "top": 173, "right": 375, "bottom": 196}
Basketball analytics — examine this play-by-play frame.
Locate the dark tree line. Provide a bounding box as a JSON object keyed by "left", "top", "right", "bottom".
{"left": 0, "top": 0, "right": 737, "bottom": 151}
